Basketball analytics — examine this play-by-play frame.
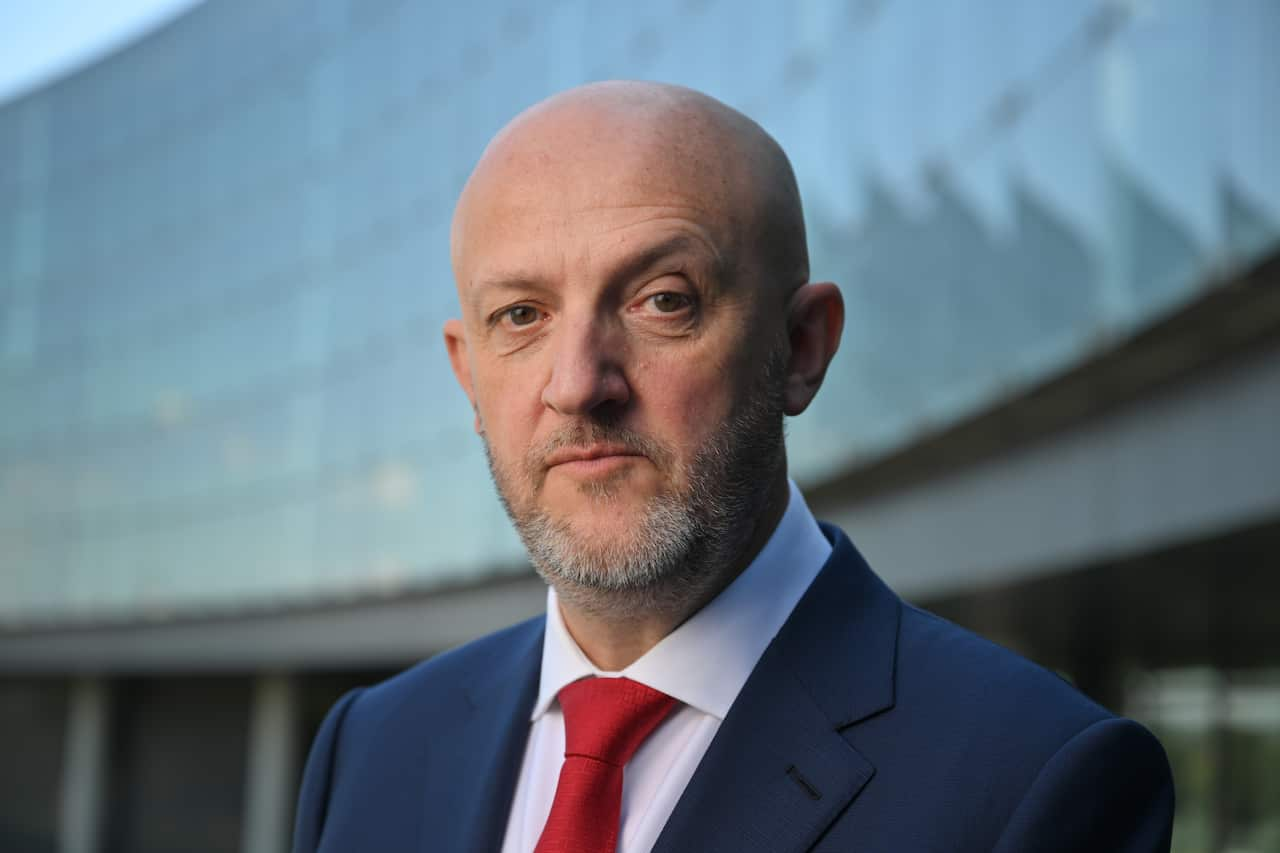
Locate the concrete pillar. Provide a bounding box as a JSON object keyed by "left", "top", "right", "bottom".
{"left": 241, "top": 673, "right": 300, "bottom": 853}
{"left": 58, "top": 677, "right": 110, "bottom": 853}
{"left": 1208, "top": 671, "right": 1233, "bottom": 853}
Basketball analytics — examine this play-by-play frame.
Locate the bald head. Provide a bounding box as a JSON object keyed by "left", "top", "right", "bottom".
{"left": 451, "top": 81, "right": 809, "bottom": 299}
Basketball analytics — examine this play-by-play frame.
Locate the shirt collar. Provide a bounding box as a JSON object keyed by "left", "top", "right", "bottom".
{"left": 532, "top": 479, "right": 833, "bottom": 720}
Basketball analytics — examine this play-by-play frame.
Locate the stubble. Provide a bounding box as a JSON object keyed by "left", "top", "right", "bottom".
{"left": 481, "top": 343, "right": 789, "bottom": 619}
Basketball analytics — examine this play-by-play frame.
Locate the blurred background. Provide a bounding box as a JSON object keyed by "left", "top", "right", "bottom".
{"left": 1, "top": 0, "right": 1277, "bottom": 850}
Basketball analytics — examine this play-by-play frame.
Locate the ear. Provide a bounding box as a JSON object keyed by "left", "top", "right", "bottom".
{"left": 782, "top": 282, "right": 844, "bottom": 416}
{"left": 443, "top": 318, "right": 482, "bottom": 434}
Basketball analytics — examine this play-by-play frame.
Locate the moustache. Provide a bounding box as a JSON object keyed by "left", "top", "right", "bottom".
{"left": 531, "top": 423, "right": 674, "bottom": 473}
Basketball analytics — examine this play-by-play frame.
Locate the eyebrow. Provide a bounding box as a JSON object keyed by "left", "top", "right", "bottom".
{"left": 467, "top": 275, "right": 550, "bottom": 311}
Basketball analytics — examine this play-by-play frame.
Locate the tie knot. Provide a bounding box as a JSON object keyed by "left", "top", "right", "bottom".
{"left": 558, "top": 677, "right": 676, "bottom": 767}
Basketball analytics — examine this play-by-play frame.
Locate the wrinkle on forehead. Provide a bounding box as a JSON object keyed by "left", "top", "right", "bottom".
{"left": 451, "top": 81, "right": 808, "bottom": 303}
{"left": 467, "top": 228, "right": 727, "bottom": 313}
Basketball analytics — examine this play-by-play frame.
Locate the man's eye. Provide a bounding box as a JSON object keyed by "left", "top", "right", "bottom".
{"left": 502, "top": 305, "right": 539, "bottom": 326}
{"left": 647, "top": 292, "right": 691, "bottom": 313}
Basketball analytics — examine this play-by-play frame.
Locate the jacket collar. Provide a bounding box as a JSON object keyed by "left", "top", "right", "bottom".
{"left": 652, "top": 524, "right": 900, "bottom": 853}
{"left": 431, "top": 617, "right": 544, "bottom": 853}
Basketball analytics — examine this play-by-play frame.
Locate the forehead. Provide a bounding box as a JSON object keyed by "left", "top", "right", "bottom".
{"left": 452, "top": 109, "right": 746, "bottom": 290}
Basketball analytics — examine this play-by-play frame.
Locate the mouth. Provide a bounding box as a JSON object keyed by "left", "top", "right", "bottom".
{"left": 545, "top": 444, "right": 647, "bottom": 475}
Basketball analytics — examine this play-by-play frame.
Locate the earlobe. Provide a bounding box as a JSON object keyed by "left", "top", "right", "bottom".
{"left": 442, "top": 318, "right": 481, "bottom": 433}
{"left": 783, "top": 282, "right": 844, "bottom": 416}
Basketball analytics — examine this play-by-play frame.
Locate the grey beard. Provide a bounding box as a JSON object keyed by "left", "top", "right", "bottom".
{"left": 482, "top": 344, "right": 788, "bottom": 619}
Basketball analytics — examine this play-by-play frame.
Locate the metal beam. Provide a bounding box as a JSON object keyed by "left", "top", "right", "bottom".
{"left": 0, "top": 574, "right": 545, "bottom": 673}
{"left": 823, "top": 337, "right": 1280, "bottom": 599}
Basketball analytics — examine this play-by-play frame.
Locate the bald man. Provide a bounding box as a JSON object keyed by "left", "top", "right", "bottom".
{"left": 293, "top": 83, "right": 1174, "bottom": 853}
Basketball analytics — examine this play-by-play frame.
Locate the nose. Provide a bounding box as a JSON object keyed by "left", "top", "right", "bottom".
{"left": 541, "top": 317, "right": 631, "bottom": 416}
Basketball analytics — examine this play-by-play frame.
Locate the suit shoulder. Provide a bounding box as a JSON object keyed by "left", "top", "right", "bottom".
{"left": 350, "top": 615, "right": 544, "bottom": 722}
{"left": 896, "top": 602, "right": 1110, "bottom": 734}
{"left": 860, "top": 602, "right": 1160, "bottom": 841}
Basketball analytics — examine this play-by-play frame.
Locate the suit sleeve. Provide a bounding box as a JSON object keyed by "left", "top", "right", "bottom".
{"left": 991, "top": 716, "right": 1175, "bottom": 853}
{"left": 292, "top": 688, "right": 365, "bottom": 853}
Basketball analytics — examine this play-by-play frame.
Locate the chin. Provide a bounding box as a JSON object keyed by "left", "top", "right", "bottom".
{"left": 556, "top": 503, "right": 650, "bottom": 549}
{"left": 519, "top": 485, "right": 702, "bottom": 595}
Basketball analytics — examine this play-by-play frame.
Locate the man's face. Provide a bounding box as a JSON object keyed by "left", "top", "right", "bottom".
{"left": 446, "top": 115, "right": 787, "bottom": 600}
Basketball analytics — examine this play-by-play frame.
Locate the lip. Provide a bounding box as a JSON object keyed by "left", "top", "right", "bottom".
{"left": 545, "top": 444, "right": 646, "bottom": 468}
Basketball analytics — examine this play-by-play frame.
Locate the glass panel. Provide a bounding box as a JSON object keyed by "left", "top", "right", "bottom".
{"left": 0, "top": 0, "right": 1275, "bottom": 620}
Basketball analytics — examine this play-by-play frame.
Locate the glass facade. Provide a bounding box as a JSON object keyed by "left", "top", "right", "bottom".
{"left": 1, "top": 0, "right": 1277, "bottom": 622}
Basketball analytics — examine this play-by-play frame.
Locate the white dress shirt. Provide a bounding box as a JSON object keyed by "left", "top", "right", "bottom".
{"left": 499, "top": 479, "right": 833, "bottom": 853}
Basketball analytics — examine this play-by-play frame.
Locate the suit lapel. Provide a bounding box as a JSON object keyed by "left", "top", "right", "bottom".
{"left": 652, "top": 527, "right": 901, "bottom": 853}
{"left": 423, "top": 618, "right": 544, "bottom": 853}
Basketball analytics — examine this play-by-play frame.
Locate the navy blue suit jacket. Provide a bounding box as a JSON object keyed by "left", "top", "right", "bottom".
{"left": 294, "top": 525, "right": 1174, "bottom": 852}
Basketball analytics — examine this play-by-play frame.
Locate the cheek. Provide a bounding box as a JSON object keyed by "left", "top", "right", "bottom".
{"left": 474, "top": 370, "right": 542, "bottom": 456}
{"left": 637, "top": 354, "right": 737, "bottom": 443}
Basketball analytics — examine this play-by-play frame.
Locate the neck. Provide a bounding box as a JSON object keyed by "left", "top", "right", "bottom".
{"left": 555, "top": 473, "right": 791, "bottom": 672}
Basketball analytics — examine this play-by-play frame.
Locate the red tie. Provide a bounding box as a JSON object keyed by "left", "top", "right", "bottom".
{"left": 534, "top": 677, "right": 677, "bottom": 853}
